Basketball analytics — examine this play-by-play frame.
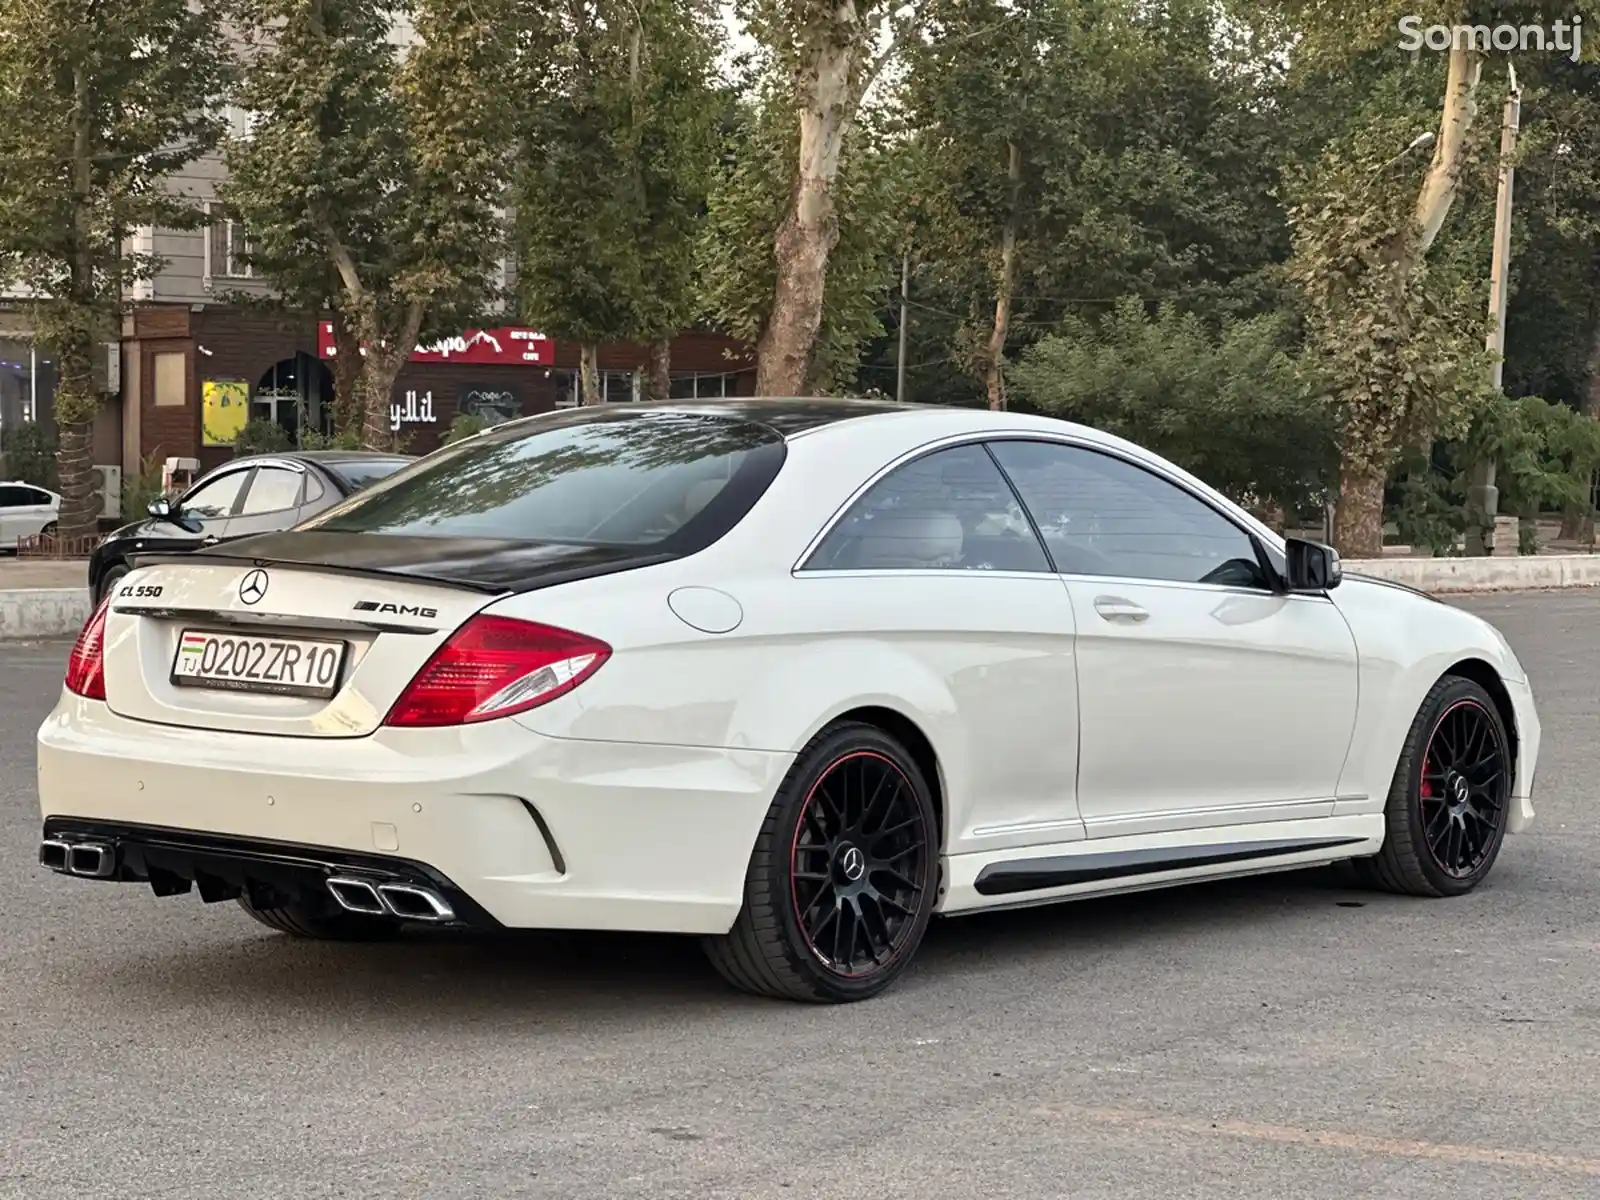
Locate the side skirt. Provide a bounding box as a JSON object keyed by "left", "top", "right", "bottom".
{"left": 936, "top": 814, "right": 1384, "bottom": 916}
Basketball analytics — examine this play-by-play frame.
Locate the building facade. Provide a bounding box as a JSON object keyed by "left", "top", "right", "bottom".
{"left": 5, "top": 97, "right": 757, "bottom": 492}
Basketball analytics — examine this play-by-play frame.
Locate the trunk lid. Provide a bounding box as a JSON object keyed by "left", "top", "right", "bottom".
{"left": 103, "top": 553, "right": 497, "bottom": 738}
{"left": 105, "top": 533, "right": 677, "bottom": 738}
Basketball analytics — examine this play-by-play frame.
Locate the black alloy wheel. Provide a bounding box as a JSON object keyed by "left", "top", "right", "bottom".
{"left": 704, "top": 723, "right": 939, "bottom": 1002}
{"left": 1357, "top": 674, "right": 1512, "bottom": 897}
{"left": 1417, "top": 698, "right": 1507, "bottom": 879}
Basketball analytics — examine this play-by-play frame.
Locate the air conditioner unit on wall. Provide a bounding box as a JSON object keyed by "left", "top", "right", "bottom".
{"left": 92, "top": 464, "right": 122, "bottom": 521}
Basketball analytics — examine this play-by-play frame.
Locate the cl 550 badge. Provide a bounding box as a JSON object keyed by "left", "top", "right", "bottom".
{"left": 353, "top": 600, "right": 439, "bottom": 619}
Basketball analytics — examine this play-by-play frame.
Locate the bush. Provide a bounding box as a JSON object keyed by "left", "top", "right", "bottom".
{"left": 232, "top": 418, "right": 292, "bottom": 456}
{"left": 441, "top": 412, "right": 487, "bottom": 445}
{"left": 1391, "top": 395, "right": 1600, "bottom": 555}
{"left": 120, "top": 451, "right": 167, "bottom": 522}
{"left": 0, "top": 421, "right": 58, "bottom": 490}
{"left": 1008, "top": 298, "right": 1336, "bottom": 516}
{"left": 296, "top": 426, "right": 363, "bottom": 451}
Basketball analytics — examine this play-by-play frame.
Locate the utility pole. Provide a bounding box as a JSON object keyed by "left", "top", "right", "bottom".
{"left": 896, "top": 252, "right": 910, "bottom": 404}
{"left": 1465, "top": 66, "right": 1521, "bottom": 556}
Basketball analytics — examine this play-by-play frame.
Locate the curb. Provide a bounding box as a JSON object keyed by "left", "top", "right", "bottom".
{"left": 0, "top": 589, "right": 91, "bottom": 641}
{"left": 1345, "top": 554, "right": 1600, "bottom": 593}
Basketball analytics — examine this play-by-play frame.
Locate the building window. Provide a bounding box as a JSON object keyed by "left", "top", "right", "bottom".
{"left": 153, "top": 352, "right": 186, "bottom": 407}
{"left": 0, "top": 339, "right": 57, "bottom": 430}
{"left": 558, "top": 370, "right": 639, "bottom": 406}
{"left": 204, "top": 202, "right": 253, "bottom": 281}
{"left": 668, "top": 372, "right": 737, "bottom": 400}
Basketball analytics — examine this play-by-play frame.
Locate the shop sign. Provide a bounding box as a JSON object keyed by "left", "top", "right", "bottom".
{"left": 318, "top": 323, "right": 553, "bottom": 366}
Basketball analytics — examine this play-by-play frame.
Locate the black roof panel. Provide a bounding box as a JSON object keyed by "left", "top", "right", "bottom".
{"left": 490, "top": 396, "right": 923, "bottom": 439}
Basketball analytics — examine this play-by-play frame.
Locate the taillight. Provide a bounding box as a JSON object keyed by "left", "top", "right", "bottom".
{"left": 383, "top": 614, "right": 610, "bottom": 728}
{"left": 65, "top": 597, "right": 110, "bottom": 700}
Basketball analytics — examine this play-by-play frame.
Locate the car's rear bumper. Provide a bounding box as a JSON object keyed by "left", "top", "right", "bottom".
{"left": 36, "top": 694, "right": 794, "bottom": 934}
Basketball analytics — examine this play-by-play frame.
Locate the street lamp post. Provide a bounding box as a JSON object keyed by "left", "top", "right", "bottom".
{"left": 1464, "top": 66, "right": 1521, "bottom": 557}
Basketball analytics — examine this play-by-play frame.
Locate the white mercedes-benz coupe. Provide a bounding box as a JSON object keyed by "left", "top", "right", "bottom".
{"left": 36, "top": 399, "right": 1540, "bottom": 1002}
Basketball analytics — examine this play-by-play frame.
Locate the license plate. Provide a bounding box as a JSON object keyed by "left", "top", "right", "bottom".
{"left": 171, "top": 629, "right": 347, "bottom": 698}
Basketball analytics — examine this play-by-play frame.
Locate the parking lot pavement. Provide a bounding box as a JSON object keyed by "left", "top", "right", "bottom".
{"left": 2, "top": 593, "right": 1599, "bottom": 1200}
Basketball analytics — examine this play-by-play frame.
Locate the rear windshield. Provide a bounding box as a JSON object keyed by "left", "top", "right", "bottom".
{"left": 327, "top": 458, "right": 412, "bottom": 492}
{"left": 304, "top": 411, "right": 786, "bottom": 548}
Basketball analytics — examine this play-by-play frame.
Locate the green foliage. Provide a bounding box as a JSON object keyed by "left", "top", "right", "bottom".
{"left": 223, "top": 0, "right": 514, "bottom": 443}
{"left": 296, "top": 426, "right": 364, "bottom": 451}
{"left": 1009, "top": 298, "right": 1334, "bottom": 512}
{"left": 698, "top": 80, "right": 902, "bottom": 392}
{"left": 1392, "top": 395, "right": 1600, "bottom": 553}
{"left": 0, "top": 423, "right": 59, "bottom": 491}
{"left": 512, "top": 0, "right": 721, "bottom": 352}
{"left": 860, "top": 0, "right": 1294, "bottom": 404}
{"left": 233, "top": 419, "right": 293, "bottom": 456}
{"left": 120, "top": 452, "right": 168, "bottom": 523}
{"left": 0, "top": 0, "right": 230, "bottom": 533}
{"left": 441, "top": 412, "right": 487, "bottom": 445}
{"left": 1285, "top": 61, "right": 1498, "bottom": 479}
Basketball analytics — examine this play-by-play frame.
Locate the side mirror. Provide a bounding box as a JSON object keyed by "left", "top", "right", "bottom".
{"left": 1285, "top": 538, "right": 1341, "bottom": 592}
{"left": 148, "top": 497, "right": 173, "bottom": 519}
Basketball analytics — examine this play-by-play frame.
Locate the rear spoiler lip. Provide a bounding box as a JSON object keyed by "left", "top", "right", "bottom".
{"left": 123, "top": 548, "right": 685, "bottom": 596}
{"left": 125, "top": 551, "right": 512, "bottom": 596}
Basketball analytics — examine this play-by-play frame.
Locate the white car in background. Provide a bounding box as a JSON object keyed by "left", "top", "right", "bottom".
{"left": 34, "top": 399, "right": 1540, "bottom": 1003}
{"left": 0, "top": 480, "right": 60, "bottom": 550}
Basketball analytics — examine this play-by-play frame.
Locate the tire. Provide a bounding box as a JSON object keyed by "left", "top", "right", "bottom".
{"left": 1355, "top": 674, "right": 1512, "bottom": 897}
{"left": 96, "top": 564, "right": 128, "bottom": 605}
{"left": 236, "top": 895, "right": 400, "bottom": 941}
{"left": 703, "top": 722, "right": 940, "bottom": 1003}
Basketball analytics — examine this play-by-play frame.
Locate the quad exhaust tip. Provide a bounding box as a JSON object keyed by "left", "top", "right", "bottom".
{"left": 39, "top": 839, "right": 115, "bottom": 878}
{"left": 326, "top": 876, "right": 454, "bottom": 923}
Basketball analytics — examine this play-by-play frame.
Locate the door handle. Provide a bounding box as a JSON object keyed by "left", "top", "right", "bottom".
{"left": 200, "top": 535, "right": 219, "bottom": 546}
{"left": 1093, "top": 596, "right": 1149, "bottom": 622}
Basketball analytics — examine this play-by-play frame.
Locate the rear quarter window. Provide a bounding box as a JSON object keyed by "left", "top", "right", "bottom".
{"left": 304, "top": 411, "right": 787, "bottom": 552}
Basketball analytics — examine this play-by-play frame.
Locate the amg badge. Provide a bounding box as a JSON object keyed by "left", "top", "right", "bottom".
{"left": 353, "top": 600, "right": 439, "bottom": 619}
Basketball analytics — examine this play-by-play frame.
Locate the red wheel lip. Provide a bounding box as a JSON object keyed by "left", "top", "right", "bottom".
{"left": 788, "top": 748, "right": 927, "bottom": 979}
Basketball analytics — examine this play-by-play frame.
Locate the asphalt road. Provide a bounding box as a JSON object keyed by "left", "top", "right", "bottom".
{"left": 3, "top": 592, "right": 1599, "bottom": 1199}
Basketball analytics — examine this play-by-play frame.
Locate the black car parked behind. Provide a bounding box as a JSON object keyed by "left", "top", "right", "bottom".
{"left": 88, "top": 451, "right": 414, "bottom": 604}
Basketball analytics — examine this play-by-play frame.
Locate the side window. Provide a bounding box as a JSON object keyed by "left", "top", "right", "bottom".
{"left": 238, "top": 466, "right": 304, "bottom": 515}
{"left": 806, "top": 443, "right": 1051, "bottom": 573}
{"left": 301, "top": 471, "right": 326, "bottom": 506}
{"left": 989, "top": 440, "right": 1269, "bottom": 589}
{"left": 181, "top": 470, "right": 249, "bottom": 519}
{"left": 0, "top": 485, "right": 25, "bottom": 508}
{"left": 16, "top": 486, "right": 50, "bottom": 506}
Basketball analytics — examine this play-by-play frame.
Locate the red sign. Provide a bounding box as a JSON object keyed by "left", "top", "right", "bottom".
{"left": 317, "top": 322, "right": 554, "bottom": 366}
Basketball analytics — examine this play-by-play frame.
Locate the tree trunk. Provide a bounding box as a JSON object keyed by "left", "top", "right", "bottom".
{"left": 579, "top": 344, "right": 601, "bottom": 405}
{"left": 359, "top": 349, "right": 407, "bottom": 452}
{"left": 1333, "top": 454, "right": 1387, "bottom": 559}
{"left": 985, "top": 141, "right": 1022, "bottom": 412}
{"left": 647, "top": 339, "right": 671, "bottom": 402}
{"left": 52, "top": 343, "right": 99, "bottom": 541}
{"left": 354, "top": 303, "right": 423, "bottom": 452}
{"left": 330, "top": 308, "right": 364, "bottom": 439}
{"left": 1409, "top": 45, "right": 1483, "bottom": 267}
{"left": 53, "top": 63, "right": 100, "bottom": 543}
{"left": 754, "top": 34, "right": 856, "bottom": 396}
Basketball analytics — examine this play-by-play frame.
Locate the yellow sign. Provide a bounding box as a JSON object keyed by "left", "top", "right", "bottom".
{"left": 201, "top": 379, "right": 250, "bottom": 446}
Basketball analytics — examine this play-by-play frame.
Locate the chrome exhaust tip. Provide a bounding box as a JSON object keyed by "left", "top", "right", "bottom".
{"left": 375, "top": 883, "right": 455, "bottom": 923}
{"left": 325, "top": 877, "right": 386, "bottom": 916}
{"left": 66, "top": 842, "right": 116, "bottom": 878}
{"left": 39, "top": 840, "right": 71, "bottom": 873}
